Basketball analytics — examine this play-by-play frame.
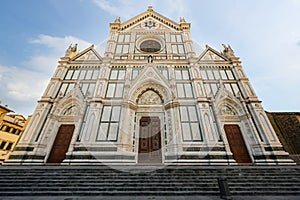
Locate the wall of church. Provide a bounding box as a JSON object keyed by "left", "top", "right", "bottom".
{"left": 6, "top": 7, "right": 295, "bottom": 165}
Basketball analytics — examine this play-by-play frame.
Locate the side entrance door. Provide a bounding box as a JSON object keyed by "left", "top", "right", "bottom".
{"left": 138, "top": 117, "right": 162, "bottom": 163}
{"left": 47, "top": 124, "right": 75, "bottom": 163}
{"left": 224, "top": 124, "right": 252, "bottom": 164}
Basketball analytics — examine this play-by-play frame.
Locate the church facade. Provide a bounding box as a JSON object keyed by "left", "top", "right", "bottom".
{"left": 7, "top": 7, "right": 294, "bottom": 165}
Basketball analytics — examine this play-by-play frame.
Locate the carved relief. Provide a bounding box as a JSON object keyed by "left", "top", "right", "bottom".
{"left": 130, "top": 82, "right": 170, "bottom": 104}
{"left": 63, "top": 105, "right": 79, "bottom": 116}
{"left": 220, "top": 105, "right": 237, "bottom": 116}
{"left": 202, "top": 50, "right": 224, "bottom": 61}
{"left": 138, "top": 90, "right": 163, "bottom": 105}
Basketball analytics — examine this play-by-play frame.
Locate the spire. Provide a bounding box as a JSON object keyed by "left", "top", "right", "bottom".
{"left": 114, "top": 17, "right": 121, "bottom": 23}
{"left": 180, "top": 17, "right": 186, "bottom": 23}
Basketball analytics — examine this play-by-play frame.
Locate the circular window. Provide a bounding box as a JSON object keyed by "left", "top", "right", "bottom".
{"left": 140, "top": 40, "right": 161, "bottom": 53}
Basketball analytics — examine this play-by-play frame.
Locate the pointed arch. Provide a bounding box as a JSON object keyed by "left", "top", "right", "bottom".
{"left": 52, "top": 85, "right": 85, "bottom": 117}
{"left": 129, "top": 82, "right": 171, "bottom": 105}
{"left": 137, "top": 88, "right": 164, "bottom": 104}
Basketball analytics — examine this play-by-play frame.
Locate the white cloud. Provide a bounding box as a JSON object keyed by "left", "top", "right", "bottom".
{"left": 0, "top": 65, "right": 48, "bottom": 103}
{"left": 30, "top": 34, "right": 92, "bottom": 53}
{"left": 23, "top": 55, "right": 58, "bottom": 74}
{"left": 0, "top": 34, "right": 92, "bottom": 115}
{"left": 26, "top": 34, "right": 92, "bottom": 74}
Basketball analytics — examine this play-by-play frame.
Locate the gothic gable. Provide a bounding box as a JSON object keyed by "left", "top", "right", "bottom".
{"left": 113, "top": 6, "right": 187, "bottom": 32}
{"left": 198, "top": 45, "right": 228, "bottom": 62}
{"left": 215, "top": 85, "right": 245, "bottom": 117}
{"left": 71, "top": 45, "right": 102, "bottom": 62}
{"left": 53, "top": 84, "right": 85, "bottom": 117}
{"left": 127, "top": 64, "right": 172, "bottom": 103}
{"left": 127, "top": 17, "right": 177, "bottom": 32}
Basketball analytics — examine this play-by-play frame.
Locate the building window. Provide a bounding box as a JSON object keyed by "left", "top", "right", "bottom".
{"left": 96, "top": 106, "right": 121, "bottom": 141}
{"left": 0, "top": 141, "right": 7, "bottom": 149}
{"left": 176, "top": 83, "right": 194, "bottom": 98}
{"left": 64, "top": 69, "right": 99, "bottom": 80}
{"left": 106, "top": 83, "right": 124, "bottom": 98}
{"left": 131, "top": 67, "right": 144, "bottom": 80}
{"left": 6, "top": 142, "right": 13, "bottom": 151}
{"left": 115, "top": 44, "right": 129, "bottom": 54}
{"left": 170, "top": 34, "right": 183, "bottom": 42}
{"left": 175, "top": 69, "right": 190, "bottom": 80}
{"left": 179, "top": 106, "right": 202, "bottom": 141}
{"left": 204, "top": 83, "right": 220, "bottom": 96}
{"left": 172, "top": 44, "right": 185, "bottom": 54}
{"left": 224, "top": 83, "right": 241, "bottom": 96}
{"left": 159, "top": 68, "right": 169, "bottom": 80}
{"left": 79, "top": 83, "right": 96, "bottom": 97}
{"left": 200, "top": 68, "right": 235, "bottom": 80}
{"left": 11, "top": 128, "right": 17, "bottom": 134}
{"left": 58, "top": 83, "right": 75, "bottom": 96}
{"left": 5, "top": 126, "right": 11, "bottom": 132}
{"left": 117, "top": 34, "right": 130, "bottom": 43}
{"left": 109, "top": 68, "right": 126, "bottom": 80}
{"left": 140, "top": 40, "right": 161, "bottom": 53}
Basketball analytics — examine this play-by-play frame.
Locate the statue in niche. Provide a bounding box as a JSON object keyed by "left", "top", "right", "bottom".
{"left": 148, "top": 55, "right": 153, "bottom": 63}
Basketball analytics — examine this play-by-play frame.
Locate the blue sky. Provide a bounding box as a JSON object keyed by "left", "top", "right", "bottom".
{"left": 0, "top": 0, "right": 300, "bottom": 116}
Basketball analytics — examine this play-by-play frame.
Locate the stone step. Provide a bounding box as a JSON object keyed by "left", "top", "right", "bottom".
{"left": 0, "top": 190, "right": 299, "bottom": 197}
{"left": 0, "top": 166, "right": 299, "bottom": 197}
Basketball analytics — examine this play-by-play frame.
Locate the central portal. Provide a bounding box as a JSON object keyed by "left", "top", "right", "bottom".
{"left": 138, "top": 116, "right": 162, "bottom": 163}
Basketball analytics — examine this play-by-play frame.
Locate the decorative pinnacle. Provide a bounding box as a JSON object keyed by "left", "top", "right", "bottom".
{"left": 147, "top": 6, "right": 153, "bottom": 12}
{"left": 114, "top": 17, "right": 121, "bottom": 23}
{"left": 180, "top": 17, "right": 186, "bottom": 23}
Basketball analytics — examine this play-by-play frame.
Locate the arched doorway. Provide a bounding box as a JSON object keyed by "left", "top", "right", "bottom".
{"left": 136, "top": 89, "right": 164, "bottom": 164}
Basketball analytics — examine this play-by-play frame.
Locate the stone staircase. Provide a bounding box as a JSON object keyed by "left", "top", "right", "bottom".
{"left": 0, "top": 165, "right": 299, "bottom": 197}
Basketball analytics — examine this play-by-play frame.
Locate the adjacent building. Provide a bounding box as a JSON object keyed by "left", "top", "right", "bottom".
{"left": 7, "top": 7, "right": 295, "bottom": 165}
{"left": 267, "top": 112, "right": 300, "bottom": 164}
{"left": 0, "top": 104, "right": 29, "bottom": 164}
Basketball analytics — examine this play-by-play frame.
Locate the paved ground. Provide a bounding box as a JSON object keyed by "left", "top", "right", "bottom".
{"left": 1, "top": 196, "right": 300, "bottom": 200}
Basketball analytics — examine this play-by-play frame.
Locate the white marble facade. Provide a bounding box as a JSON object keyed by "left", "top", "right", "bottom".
{"left": 7, "top": 7, "right": 294, "bottom": 165}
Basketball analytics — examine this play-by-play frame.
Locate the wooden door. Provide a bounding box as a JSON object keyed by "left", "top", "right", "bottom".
{"left": 138, "top": 117, "right": 162, "bottom": 163}
{"left": 47, "top": 124, "right": 75, "bottom": 163}
{"left": 224, "top": 124, "right": 252, "bottom": 164}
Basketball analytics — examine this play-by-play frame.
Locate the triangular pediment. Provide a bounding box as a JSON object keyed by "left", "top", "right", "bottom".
{"left": 131, "top": 64, "right": 170, "bottom": 87}
{"left": 54, "top": 84, "right": 85, "bottom": 116}
{"left": 116, "top": 7, "right": 186, "bottom": 32}
{"left": 71, "top": 45, "right": 102, "bottom": 62}
{"left": 127, "top": 17, "right": 176, "bottom": 32}
{"left": 198, "top": 45, "right": 228, "bottom": 62}
{"left": 127, "top": 63, "right": 172, "bottom": 103}
{"left": 215, "top": 85, "right": 245, "bottom": 116}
